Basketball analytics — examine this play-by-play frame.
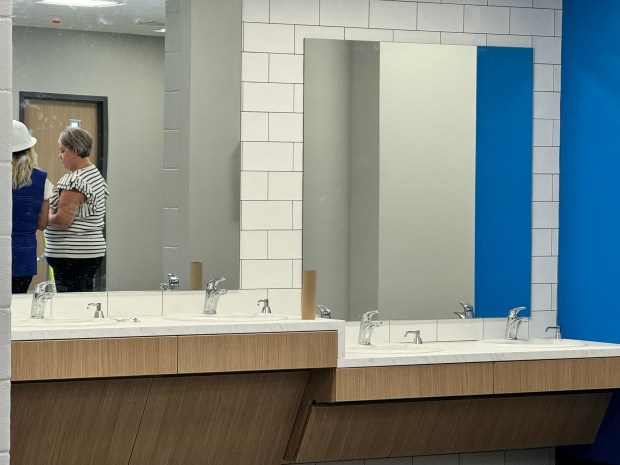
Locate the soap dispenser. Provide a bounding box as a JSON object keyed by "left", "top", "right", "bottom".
{"left": 257, "top": 299, "right": 271, "bottom": 314}
{"left": 89, "top": 302, "right": 105, "bottom": 319}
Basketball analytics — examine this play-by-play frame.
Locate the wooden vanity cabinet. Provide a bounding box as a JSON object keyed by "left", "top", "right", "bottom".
{"left": 10, "top": 332, "right": 620, "bottom": 465}
{"left": 10, "top": 331, "right": 337, "bottom": 465}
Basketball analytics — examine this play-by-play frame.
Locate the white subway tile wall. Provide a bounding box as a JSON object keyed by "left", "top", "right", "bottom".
{"left": 439, "top": 31, "right": 485, "bottom": 46}
{"left": 369, "top": 1, "right": 418, "bottom": 31}
{"left": 464, "top": 6, "right": 510, "bottom": 35}
{"left": 1, "top": 2, "right": 10, "bottom": 461}
{"left": 534, "top": 63, "right": 555, "bottom": 91}
{"left": 241, "top": 171, "right": 269, "bottom": 200}
{"left": 417, "top": 3, "right": 465, "bottom": 32}
{"left": 235, "top": 1, "right": 562, "bottom": 462}
{"left": 345, "top": 27, "right": 394, "bottom": 42}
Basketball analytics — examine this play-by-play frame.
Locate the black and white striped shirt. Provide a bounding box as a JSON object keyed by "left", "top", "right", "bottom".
{"left": 45, "top": 164, "right": 109, "bottom": 259}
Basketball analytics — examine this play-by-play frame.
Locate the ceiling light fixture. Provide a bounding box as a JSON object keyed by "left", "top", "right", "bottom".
{"left": 154, "top": 28, "right": 166, "bottom": 33}
{"left": 37, "top": 0, "right": 122, "bottom": 7}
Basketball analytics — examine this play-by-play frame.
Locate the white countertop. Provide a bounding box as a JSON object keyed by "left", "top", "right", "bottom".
{"left": 12, "top": 315, "right": 620, "bottom": 368}
{"left": 11, "top": 316, "right": 345, "bottom": 341}
{"left": 338, "top": 339, "right": 620, "bottom": 367}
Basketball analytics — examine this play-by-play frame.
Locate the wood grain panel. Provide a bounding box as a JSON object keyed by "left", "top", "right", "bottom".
{"left": 11, "top": 337, "right": 177, "bottom": 381}
{"left": 11, "top": 378, "right": 151, "bottom": 465}
{"left": 177, "top": 331, "right": 337, "bottom": 373}
{"left": 494, "top": 357, "right": 620, "bottom": 393}
{"left": 285, "top": 368, "right": 336, "bottom": 459}
{"left": 329, "top": 363, "right": 494, "bottom": 401}
{"left": 129, "top": 371, "right": 308, "bottom": 465}
{"left": 293, "top": 392, "right": 612, "bottom": 462}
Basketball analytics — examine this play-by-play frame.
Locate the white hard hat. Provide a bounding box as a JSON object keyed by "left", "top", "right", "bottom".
{"left": 12, "top": 120, "right": 37, "bottom": 152}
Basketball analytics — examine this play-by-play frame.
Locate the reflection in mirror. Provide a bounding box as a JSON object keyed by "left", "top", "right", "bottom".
{"left": 11, "top": 0, "right": 241, "bottom": 292}
{"left": 13, "top": 24, "right": 164, "bottom": 291}
{"left": 303, "top": 40, "right": 533, "bottom": 321}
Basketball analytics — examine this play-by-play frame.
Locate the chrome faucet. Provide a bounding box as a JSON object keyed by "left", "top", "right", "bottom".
{"left": 358, "top": 310, "right": 383, "bottom": 345}
{"left": 160, "top": 273, "right": 180, "bottom": 291}
{"left": 316, "top": 304, "right": 332, "bottom": 319}
{"left": 204, "top": 277, "right": 227, "bottom": 314}
{"left": 30, "top": 280, "right": 56, "bottom": 319}
{"left": 454, "top": 302, "right": 475, "bottom": 319}
{"left": 504, "top": 306, "right": 529, "bottom": 340}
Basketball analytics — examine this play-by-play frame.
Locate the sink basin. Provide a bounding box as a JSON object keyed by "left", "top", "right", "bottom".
{"left": 346, "top": 342, "right": 441, "bottom": 355}
{"left": 480, "top": 338, "right": 587, "bottom": 349}
{"left": 12, "top": 317, "right": 117, "bottom": 327}
{"left": 165, "top": 312, "right": 289, "bottom": 322}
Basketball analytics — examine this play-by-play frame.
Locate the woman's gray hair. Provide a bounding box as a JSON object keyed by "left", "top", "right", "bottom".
{"left": 58, "top": 126, "right": 93, "bottom": 158}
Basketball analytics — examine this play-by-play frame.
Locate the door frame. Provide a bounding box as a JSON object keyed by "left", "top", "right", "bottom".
{"left": 19, "top": 91, "right": 108, "bottom": 177}
{"left": 19, "top": 91, "right": 109, "bottom": 291}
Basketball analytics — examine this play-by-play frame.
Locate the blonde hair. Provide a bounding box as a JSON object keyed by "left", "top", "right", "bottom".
{"left": 12, "top": 148, "right": 38, "bottom": 189}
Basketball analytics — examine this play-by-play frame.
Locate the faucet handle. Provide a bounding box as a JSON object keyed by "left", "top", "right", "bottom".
{"left": 459, "top": 302, "right": 474, "bottom": 312}
{"left": 455, "top": 302, "right": 475, "bottom": 319}
{"left": 507, "top": 306, "right": 526, "bottom": 318}
{"left": 207, "top": 277, "right": 226, "bottom": 291}
{"left": 361, "top": 310, "right": 379, "bottom": 323}
{"left": 404, "top": 330, "right": 423, "bottom": 345}
{"left": 545, "top": 325, "right": 562, "bottom": 339}
{"left": 161, "top": 273, "right": 180, "bottom": 291}
{"left": 168, "top": 273, "right": 180, "bottom": 289}
{"left": 35, "top": 280, "right": 56, "bottom": 294}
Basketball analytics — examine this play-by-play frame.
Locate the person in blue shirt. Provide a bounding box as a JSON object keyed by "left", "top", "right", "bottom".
{"left": 11, "top": 120, "right": 53, "bottom": 293}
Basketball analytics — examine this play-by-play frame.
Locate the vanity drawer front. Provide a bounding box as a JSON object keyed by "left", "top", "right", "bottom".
{"left": 328, "top": 362, "right": 494, "bottom": 402}
{"left": 177, "top": 330, "right": 338, "bottom": 373}
{"left": 494, "top": 357, "right": 620, "bottom": 393}
{"left": 291, "top": 392, "right": 611, "bottom": 462}
{"left": 11, "top": 336, "right": 178, "bottom": 381}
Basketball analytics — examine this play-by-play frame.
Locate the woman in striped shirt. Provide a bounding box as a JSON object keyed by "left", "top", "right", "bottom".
{"left": 45, "top": 126, "right": 109, "bottom": 292}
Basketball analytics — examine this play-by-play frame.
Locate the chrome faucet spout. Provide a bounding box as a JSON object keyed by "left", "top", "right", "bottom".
{"left": 30, "top": 280, "right": 56, "bottom": 319}
{"left": 358, "top": 310, "right": 383, "bottom": 345}
{"left": 204, "top": 277, "right": 227, "bottom": 314}
{"left": 504, "top": 306, "right": 529, "bottom": 340}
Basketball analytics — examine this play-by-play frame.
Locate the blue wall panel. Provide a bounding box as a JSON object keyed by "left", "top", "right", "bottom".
{"left": 558, "top": 0, "right": 620, "bottom": 345}
{"left": 475, "top": 46, "right": 533, "bottom": 317}
{"left": 558, "top": 1, "right": 620, "bottom": 463}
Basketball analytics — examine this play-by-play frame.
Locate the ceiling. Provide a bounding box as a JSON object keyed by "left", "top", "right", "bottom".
{"left": 12, "top": 0, "right": 165, "bottom": 36}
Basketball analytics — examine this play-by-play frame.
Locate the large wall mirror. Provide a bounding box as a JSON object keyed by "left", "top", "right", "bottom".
{"left": 303, "top": 39, "right": 533, "bottom": 321}
{"left": 11, "top": 0, "right": 240, "bottom": 292}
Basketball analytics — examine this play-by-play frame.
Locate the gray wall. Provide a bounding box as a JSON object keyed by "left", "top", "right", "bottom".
{"left": 12, "top": 27, "right": 164, "bottom": 290}
{"left": 348, "top": 43, "right": 380, "bottom": 321}
{"left": 303, "top": 40, "right": 352, "bottom": 317}
{"left": 164, "top": 0, "right": 241, "bottom": 290}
